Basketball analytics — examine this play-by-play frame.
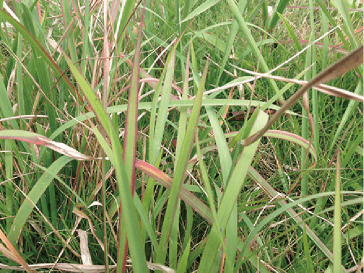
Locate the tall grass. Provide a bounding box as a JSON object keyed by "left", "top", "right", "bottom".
{"left": 0, "top": 0, "right": 362, "bottom": 272}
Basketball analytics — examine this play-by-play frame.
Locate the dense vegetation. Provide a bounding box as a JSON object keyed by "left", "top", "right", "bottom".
{"left": 0, "top": 0, "right": 362, "bottom": 272}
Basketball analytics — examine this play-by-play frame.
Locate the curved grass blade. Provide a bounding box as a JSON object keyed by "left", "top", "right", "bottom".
{"left": 329, "top": 81, "right": 363, "bottom": 152}
{"left": 226, "top": 0, "right": 282, "bottom": 101}
{"left": 49, "top": 98, "right": 291, "bottom": 141}
{"left": 181, "top": 0, "right": 220, "bottom": 23}
{"left": 135, "top": 159, "right": 213, "bottom": 224}
{"left": 0, "top": 129, "right": 95, "bottom": 160}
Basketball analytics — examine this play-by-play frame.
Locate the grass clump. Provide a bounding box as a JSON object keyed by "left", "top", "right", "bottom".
{"left": 0, "top": 0, "right": 362, "bottom": 272}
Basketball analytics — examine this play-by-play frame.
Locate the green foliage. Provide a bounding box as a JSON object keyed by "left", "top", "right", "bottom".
{"left": 0, "top": 0, "right": 362, "bottom": 272}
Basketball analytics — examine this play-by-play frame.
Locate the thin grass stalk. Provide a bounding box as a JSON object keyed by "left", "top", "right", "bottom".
{"left": 5, "top": 140, "right": 14, "bottom": 231}
{"left": 308, "top": 0, "right": 319, "bottom": 152}
{"left": 0, "top": 9, "right": 87, "bottom": 109}
{"left": 175, "top": 46, "right": 190, "bottom": 163}
{"left": 214, "top": 0, "right": 244, "bottom": 87}
{"left": 333, "top": 0, "right": 357, "bottom": 47}
{"left": 15, "top": 35, "right": 24, "bottom": 129}
{"left": 268, "top": 0, "right": 290, "bottom": 30}
{"left": 195, "top": 132, "right": 230, "bottom": 269}
{"left": 302, "top": 226, "right": 315, "bottom": 272}
{"left": 102, "top": 0, "right": 110, "bottom": 271}
{"left": 300, "top": 0, "right": 314, "bottom": 203}
{"left": 80, "top": 0, "right": 90, "bottom": 75}
{"left": 329, "top": 82, "right": 363, "bottom": 152}
{"left": 333, "top": 148, "right": 343, "bottom": 272}
{"left": 321, "top": 9, "right": 329, "bottom": 68}
{"left": 61, "top": 0, "right": 77, "bottom": 63}
{"left": 176, "top": 238, "right": 190, "bottom": 273}
{"left": 120, "top": 6, "right": 145, "bottom": 271}
{"left": 316, "top": 0, "right": 350, "bottom": 49}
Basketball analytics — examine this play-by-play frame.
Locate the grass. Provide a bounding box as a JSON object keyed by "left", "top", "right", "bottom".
{"left": 0, "top": 0, "right": 362, "bottom": 272}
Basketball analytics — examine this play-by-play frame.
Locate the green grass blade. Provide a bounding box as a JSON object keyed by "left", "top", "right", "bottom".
{"left": 123, "top": 12, "right": 143, "bottom": 186}
{"left": 333, "top": 150, "right": 342, "bottom": 272}
{"left": 176, "top": 237, "right": 190, "bottom": 273}
{"left": 276, "top": 12, "right": 302, "bottom": 52}
{"left": 246, "top": 168, "right": 347, "bottom": 271}
{"left": 302, "top": 226, "right": 315, "bottom": 273}
{"left": 150, "top": 51, "right": 175, "bottom": 164}
{"left": 197, "top": 110, "right": 268, "bottom": 272}
{"left": 63, "top": 54, "right": 111, "bottom": 138}
{"left": 7, "top": 156, "right": 73, "bottom": 245}
{"left": 110, "top": 128, "right": 149, "bottom": 272}
{"left": 268, "top": 0, "right": 290, "bottom": 30}
{"left": 156, "top": 58, "right": 209, "bottom": 265}
{"left": 181, "top": 0, "right": 220, "bottom": 23}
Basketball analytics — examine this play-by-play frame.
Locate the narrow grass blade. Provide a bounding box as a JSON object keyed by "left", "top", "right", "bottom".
{"left": 63, "top": 54, "right": 111, "bottom": 138}
{"left": 268, "top": 0, "right": 290, "bottom": 30}
{"left": 135, "top": 159, "right": 213, "bottom": 224}
{"left": 0, "top": 76, "right": 19, "bottom": 129}
{"left": 110, "top": 128, "right": 149, "bottom": 272}
{"left": 316, "top": 0, "right": 350, "bottom": 49}
{"left": 123, "top": 8, "right": 143, "bottom": 188}
{"left": 150, "top": 50, "right": 175, "bottom": 164}
{"left": 175, "top": 46, "right": 190, "bottom": 163}
{"left": 329, "top": 82, "right": 363, "bottom": 152}
{"left": 276, "top": 12, "right": 302, "bottom": 51}
{"left": 181, "top": 0, "right": 220, "bottom": 23}
{"left": 197, "top": 111, "right": 268, "bottom": 272}
{"left": 49, "top": 98, "right": 291, "bottom": 142}
{"left": 176, "top": 237, "right": 190, "bottom": 273}
{"left": 333, "top": 149, "right": 342, "bottom": 272}
{"left": 302, "top": 226, "right": 315, "bottom": 273}
{"left": 156, "top": 58, "right": 210, "bottom": 265}
{"left": 7, "top": 156, "right": 73, "bottom": 244}
{"left": 333, "top": 0, "right": 357, "bottom": 47}
{"left": 246, "top": 168, "right": 347, "bottom": 271}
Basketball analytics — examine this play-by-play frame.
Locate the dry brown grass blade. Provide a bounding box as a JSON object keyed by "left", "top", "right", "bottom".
{"left": 0, "top": 229, "right": 34, "bottom": 273}
{"left": 72, "top": 207, "right": 116, "bottom": 264}
{"left": 242, "top": 45, "right": 363, "bottom": 147}
{"left": 77, "top": 230, "right": 93, "bottom": 265}
{"left": 0, "top": 260, "right": 175, "bottom": 272}
{"left": 233, "top": 67, "right": 364, "bottom": 102}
